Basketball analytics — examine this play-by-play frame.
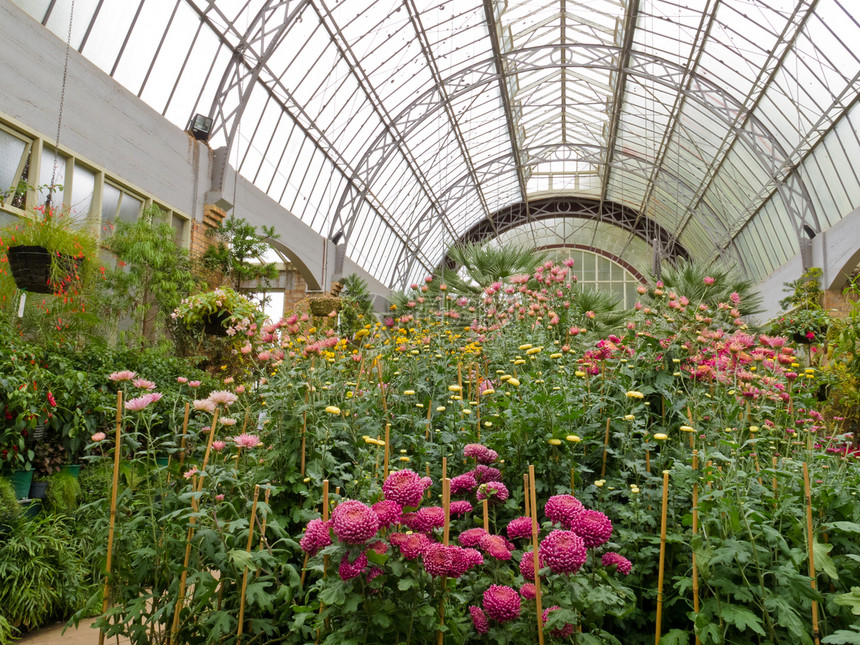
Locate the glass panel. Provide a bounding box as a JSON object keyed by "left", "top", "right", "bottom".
{"left": 117, "top": 193, "right": 143, "bottom": 224}
{"left": 37, "top": 148, "right": 66, "bottom": 205}
{"left": 100, "top": 183, "right": 121, "bottom": 234}
{"left": 0, "top": 129, "right": 27, "bottom": 196}
{"left": 69, "top": 163, "right": 95, "bottom": 217}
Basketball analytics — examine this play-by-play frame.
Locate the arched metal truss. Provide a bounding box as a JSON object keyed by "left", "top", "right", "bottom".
{"left": 439, "top": 196, "right": 689, "bottom": 274}
{"left": 331, "top": 43, "right": 819, "bottom": 289}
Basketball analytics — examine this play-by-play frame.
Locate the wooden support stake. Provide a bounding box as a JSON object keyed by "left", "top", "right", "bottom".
{"left": 174, "top": 402, "right": 191, "bottom": 480}
{"left": 438, "top": 477, "right": 451, "bottom": 645}
{"left": 570, "top": 467, "right": 575, "bottom": 494}
{"left": 376, "top": 361, "right": 387, "bottom": 412}
{"left": 523, "top": 473, "right": 530, "bottom": 518}
{"left": 803, "top": 463, "right": 821, "bottom": 645}
{"left": 301, "top": 390, "right": 309, "bottom": 477}
{"left": 482, "top": 499, "right": 489, "bottom": 532}
{"left": 772, "top": 456, "right": 778, "bottom": 496}
{"left": 655, "top": 470, "right": 670, "bottom": 645}
{"left": 236, "top": 485, "right": 261, "bottom": 645}
{"left": 99, "top": 391, "right": 123, "bottom": 645}
{"left": 692, "top": 451, "right": 701, "bottom": 645}
{"left": 528, "top": 466, "right": 545, "bottom": 645}
{"left": 425, "top": 401, "right": 432, "bottom": 440}
{"left": 383, "top": 423, "right": 391, "bottom": 479}
{"left": 601, "top": 418, "right": 611, "bottom": 478}
{"left": 645, "top": 450, "right": 651, "bottom": 474}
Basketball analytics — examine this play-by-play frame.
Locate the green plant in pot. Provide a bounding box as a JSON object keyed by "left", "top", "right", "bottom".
{"left": 45, "top": 471, "right": 80, "bottom": 514}
{"left": 0, "top": 204, "right": 99, "bottom": 295}
{"left": 171, "top": 287, "right": 264, "bottom": 336}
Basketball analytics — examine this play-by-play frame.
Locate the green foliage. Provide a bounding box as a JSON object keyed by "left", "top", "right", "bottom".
{"left": 440, "top": 242, "right": 550, "bottom": 294}
{"left": 656, "top": 258, "right": 764, "bottom": 318}
{"left": 338, "top": 273, "right": 374, "bottom": 338}
{"left": 0, "top": 477, "right": 20, "bottom": 527}
{"left": 45, "top": 471, "right": 80, "bottom": 514}
{"left": 104, "top": 205, "right": 199, "bottom": 345}
{"left": 201, "top": 214, "right": 279, "bottom": 291}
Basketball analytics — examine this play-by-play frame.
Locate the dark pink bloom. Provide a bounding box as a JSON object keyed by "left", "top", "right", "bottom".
{"left": 543, "top": 606, "right": 575, "bottom": 639}
{"left": 540, "top": 530, "right": 587, "bottom": 574}
{"left": 449, "top": 500, "right": 473, "bottom": 516}
{"left": 372, "top": 499, "right": 403, "bottom": 528}
{"left": 544, "top": 494, "right": 585, "bottom": 528}
{"left": 390, "top": 532, "right": 431, "bottom": 560}
{"left": 602, "top": 552, "right": 632, "bottom": 575}
{"left": 382, "top": 469, "right": 425, "bottom": 508}
{"left": 506, "top": 516, "right": 533, "bottom": 540}
{"left": 519, "top": 583, "right": 536, "bottom": 599}
{"left": 338, "top": 552, "right": 367, "bottom": 580}
{"left": 482, "top": 585, "right": 521, "bottom": 622}
{"left": 299, "top": 519, "right": 331, "bottom": 556}
{"left": 422, "top": 542, "right": 454, "bottom": 578}
{"left": 450, "top": 472, "right": 478, "bottom": 494}
{"left": 519, "top": 549, "right": 544, "bottom": 581}
{"left": 474, "top": 465, "right": 502, "bottom": 483}
{"left": 476, "top": 481, "right": 509, "bottom": 503}
{"left": 458, "top": 528, "right": 488, "bottom": 547}
{"left": 569, "top": 509, "right": 613, "bottom": 548}
{"left": 479, "top": 534, "right": 513, "bottom": 561}
{"left": 331, "top": 500, "right": 379, "bottom": 544}
{"left": 469, "top": 606, "right": 489, "bottom": 634}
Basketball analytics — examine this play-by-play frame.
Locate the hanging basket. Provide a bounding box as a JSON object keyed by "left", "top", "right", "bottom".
{"left": 6, "top": 245, "right": 82, "bottom": 294}
{"left": 309, "top": 295, "right": 342, "bottom": 317}
{"left": 202, "top": 310, "right": 233, "bottom": 336}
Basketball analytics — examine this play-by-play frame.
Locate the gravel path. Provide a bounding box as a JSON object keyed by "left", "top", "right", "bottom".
{"left": 18, "top": 619, "right": 130, "bottom": 645}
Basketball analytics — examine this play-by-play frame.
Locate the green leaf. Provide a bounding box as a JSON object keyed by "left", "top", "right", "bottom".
{"left": 660, "top": 629, "right": 690, "bottom": 645}
{"left": 367, "top": 550, "right": 389, "bottom": 566}
{"left": 826, "top": 522, "right": 860, "bottom": 534}
{"left": 227, "top": 549, "right": 254, "bottom": 570}
{"left": 834, "top": 587, "right": 860, "bottom": 616}
{"left": 397, "top": 577, "right": 417, "bottom": 591}
{"left": 720, "top": 603, "right": 766, "bottom": 636}
{"left": 814, "top": 539, "right": 839, "bottom": 580}
{"left": 822, "top": 629, "right": 860, "bottom": 645}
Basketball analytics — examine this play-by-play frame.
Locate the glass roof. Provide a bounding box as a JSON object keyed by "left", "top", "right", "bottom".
{"left": 17, "top": 0, "right": 860, "bottom": 289}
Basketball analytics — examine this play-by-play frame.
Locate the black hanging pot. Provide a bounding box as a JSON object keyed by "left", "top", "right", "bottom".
{"left": 203, "top": 310, "right": 232, "bottom": 336}
{"left": 6, "top": 245, "right": 53, "bottom": 293}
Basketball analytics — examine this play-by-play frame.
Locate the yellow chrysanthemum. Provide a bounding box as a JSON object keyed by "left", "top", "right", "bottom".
{"left": 404, "top": 390, "right": 416, "bottom": 395}
{"left": 325, "top": 405, "right": 341, "bottom": 415}
{"left": 566, "top": 435, "right": 581, "bottom": 443}
{"left": 680, "top": 425, "right": 695, "bottom": 433}
{"left": 507, "top": 377, "right": 520, "bottom": 387}
{"left": 626, "top": 391, "right": 644, "bottom": 399}
{"left": 653, "top": 433, "right": 668, "bottom": 441}
{"left": 548, "top": 438, "right": 562, "bottom": 446}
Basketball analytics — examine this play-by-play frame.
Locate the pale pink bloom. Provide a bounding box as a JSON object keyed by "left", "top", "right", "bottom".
{"left": 563, "top": 258, "right": 575, "bottom": 267}
{"left": 232, "top": 433, "right": 262, "bottom": 449}
{"left": 220, "top": 418, "right": 237, "bottom": 427}
{"left": 703, "top": 276, "right": 715, "bottom": 285}
{"left": 224, "top": 377, "right": 234, "bottom": 384}
{"left": 132, "top": 378, "right": 156, "bottom": 390}
{"left": 235, "top": 385, "right": 246, "bottom": 394}
{"left": 208, "top": 391, "right": 238, "bottom": 406}
{"left": 91, "top": 432, "right": 106, "bottom": 442}
{"left": 188, "top": 381, "right": 201, "bottom": 388}
{"left": 215, "top": 494, "right": 225, "bottom": 501}
{"left": 109, "top": 370, "right": 136, "bottom": 382}
{"left": 184, "top": 467, "right": 198, "bottom": 479}
{"left": 240, "top": 344, "right": 253, "bottom": 354}
{"left": 193, "top": 399, "right": 217, "bottom": 413}
{"left": 177, "top": 377, "right": 188, "bottom": 384}
{"left": 126, "top": 394, "right": 157, "bottom": 412}
{"left": 212, "top": 441, "right": 226, "bottom": 451}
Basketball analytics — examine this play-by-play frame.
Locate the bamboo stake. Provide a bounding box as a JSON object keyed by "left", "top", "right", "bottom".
{"left": 438, "top": 476, "right": 451, "bottom": 645}
{"left": 99, "top": 391, "right": 123, "bottom": 645}
{"left": 482, "top": 499, "right": 489, "bottom": 532}
{"left": 692, "top": 451, "right": 701, "bottom": 645}
{"left": 384, "top": 423, "right": 391, "bottom": 479}
{"left": 601, "top": 418, "right": 611, "bottom": 478}
{"left": 425, "top": 401, "right": 432, "bottom": 440}
{"left": 570, "top": 468, "right": 575, "bottom": 494}
{"left": 458, "top": 362, "right": 463, "bottom": 391}
{"left": 655, "top": 470, "right": 670, "bottom": 645}
{"left": 241, "top": 410, "right": 250, "bottom": 434}
{"left": 803, "top": 463, "right": 821, "bottom": 645}
{"left": 772, "top": 456, "right": 778, "bottom": 496}
{"left": 318, "top": 480, "right": 330, "bottom": 639}
{"left": 645, "top": 450, "right": 651, "bottom": 474}
{"left": 755, "top": 459, "right": 763, "bottom": 487}
{"left": 301, "top": 390, "right": 309, "bottom": 477}
{"left": 523, "top": 473, "right": 530, "bottom": 517}
{"left": 173, "top": 402, "right": 191, "bottom": 482}
{"left": 528, "top": 466, "right": 545, "bottom": 645}
{"left": 376, "top": 361, "right": 387, "bottom": 413}
{"left": 236, "top": 485, "right": 261, "bottom": 645}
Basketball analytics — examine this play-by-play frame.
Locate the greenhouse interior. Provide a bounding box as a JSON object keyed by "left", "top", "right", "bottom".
{"left": 2, "top": 0, "right": 860, "bottom": 643}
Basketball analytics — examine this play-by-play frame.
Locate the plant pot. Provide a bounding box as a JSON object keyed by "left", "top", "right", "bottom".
{"left": 203, "top": 311, "right": 232, "bottom": 336}
{"left": 155, "top": 457, "right": 169, "bottom": 467}
{"left": 309, "top": 295, "right": 342, "bottom": 317}
{"left": 22, "top": 499, "right": 42, "bottom": 520}
{"left": 9, "top": 469, "right": 33, "bottom": 499}
{"left": 60, "top": 464, "right": 81, "bottom": 478}
{"left": 6, "top": 245, "right": 81, "bottom": 294}
{"left": 29, "top": 481, "right": 48, "bottom": 499}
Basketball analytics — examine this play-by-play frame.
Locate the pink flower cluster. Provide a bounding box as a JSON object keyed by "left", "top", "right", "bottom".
{"left": 476, "top": 481, "right": 509, "bottom": 503}
{"left": 299, "top": 519, "right": 332, "bottom": 556}
{"left": 540, "top": 530, "right": 587, "bottom": 574}
{"left": 544, "top": 494, "right": 585, "bottom": 528}
{"left": 331, "top": 500, "right": 379, "bottom": 544}
{"left": 482, "top": 585, "right": 521, "bottom": 622}
{"left": 382, "top": 469, "right": 427, "bottom": 508}
{"left": 602, "top": 552, "right": 632, "bottom": 575}
{"left": 568, "top": 509, "right": 613, "bottom": 547}
{"left": 463, "top": 443, "right": 498, "bottom": 464}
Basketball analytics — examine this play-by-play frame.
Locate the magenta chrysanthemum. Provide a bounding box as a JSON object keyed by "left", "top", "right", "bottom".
{"left": 390, "top": 532, "right": 431, "bottom": 560}
{"left": 544, "top": 495, "right": 585, "bottom": 528}
{"left": 402, "top": 506, "right": 444, "bottom": 533}
{"left": 483, "top": 585, "right": 521, "bottom": 623}
{"left": 449, "top": 500, "right": 473, "bottom": 516}
{"left": 470, "top": 606, "right": 489, "bottom": 634}
{"left": 464, "top": 443, "right": 490, "bottom": 461}
{"left": 542, "top": 606, "right": 575, "bottom": 639}
{"left": 476, "top": 481, "right": 509, "bottom": 503}
{"left": 372, "top": 499, "right": 403, "bottom": 528}
{"left": 602, "top": 552, "right": 632, "bottom": 575}
{"left": 569, "top": 509, "right": 613, "bottom": 548}
{"left": 474, "top": 465, "right": 502, "bottom": 483}
{"left": 458, "top": 528, "right": 488, "bottom": 547}
{"left": 331, "top": 500, "right": 380, "bottom": 544}
{"left": 519, "top": 583, "right": 536, "bottom": 599}
{"left": 382, "top": 469, "right": 425, "bottom": 508}
{"left": 299, "top": 519, "right": 331, "bottom": 556}
{"left": 519, "top": 549, "right": 544, "bottom": 581}
{"left": 463, "top": 547, "right": 484, "bottom": 568}
{"left": 479, "top": 533, "right": 513, "bottom": 561}
{"left": 369, "top": 540, "right": 388, "bottom": 555}
{"left": 420, "top": 476, "right": 433, "bottom": 491}
{"left": 338, "top": 552, "right": 368, "bottom": 580}
{"left": 422, "top": 542, "right": 454, "bottom": 578}
{"left": 366, "top": 567, "right": 384, "bottom": 583}
{"left": 450, "top": 472, "right": 478, "bottom": 494}
{"left": 506, "top": 516, "right": 533, "bottom": 540}
{"left": 540, "top": 530, "right": 587, "bottom": 574}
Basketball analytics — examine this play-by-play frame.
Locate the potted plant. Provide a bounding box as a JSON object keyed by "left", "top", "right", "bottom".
{"left": 0, "top": 204, "right": 98, "bottom": 295}
{"left": 171, "top": 287, "right": 264, "bottom": 336}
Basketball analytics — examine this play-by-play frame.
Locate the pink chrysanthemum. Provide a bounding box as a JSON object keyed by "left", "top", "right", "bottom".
{"left": 449, "top": 500, "right": 473, "bottom": 516}
{"left": 369, "top": 540, "right": 388, "bottom": 555}
{"left": 420, "top": 476, "right": 433, "bottom": 491}
{"left": 372, "top": 499, "right": 403, "bottom": 528}
{"left": 463, "top": 443, "right": 489, "bottom": 461}
{"left": 450, "top": 472, "right": 478, "bottom": 494}
{"left": 299, "top": 519, "right": 331, "bottom": 556}
{"left": 506, "top": 516, "right": 533, "bottom": 540}
{"left": 544, "top": 494, "right": 585, "bottom": 528}
{"left": 540, "top": 530, "right": 587, "bottom": 574}
{"left": 519, "top": 583, "right": 536, "bottom": 599}
{"left": 422, "top": 542, "right": 454, "bottom": 578}
{"left": 476, "top": 481, "right": 509, "bottom": 503}
{"left": 108, "top": 370, "right": 136, "bottom": 382}
{"left": 208, "top": 390, "right": 238, "bottom": 406}
{"left": 470, "top": 606, "right": 489, "bottom": 634}
{"left": 602, "top": 552, "right": 632, "bottom": 575}
{"left": 331, "top": 500, "right": 380, "bottom": 544}
{"left": 479, "top": 534, "right": 513, "bottom": 561}
{"left": 483, "top": 585, "right": 521, "bottom": 623}
{"left": 569, "top": 509, "right": 613, "bottom": 548}
{"left": 519, "top": 549, "right": 544, "bottom": 581}
{"left": 458, "top": 528, "right": 488, "bottom": 547}
{"left": 212, "top": 440, "right": 226, "bottom": 451}
{"left": 132, "top": 378, "right": 156, "bottom": 390}
{"left": 193, "top": 399, "right": 216, "bottom": 413}
{"left": 463, "top": 547, "right": 484, "bottom": 568}
{"left": 390, "top": 532, "right": 431, "bottom": 560}
{"left": 338, "top": 551, "right": 368, "bottom": 580}
{"left": 125, "top": 393, "right": 160, "bottom": 412}
{"left": 231, "top": 433, "right": 262, "bottom": 449}
{"left": 474, "top": 465, "right": 502, "bottom": 483}
{"left": 382, "top": 469, "right": 425, "bottom": 508}
{"left": 366, "top": 567, "right": 384, "bottom": 583}
{"left": 543, "top": 606, "right": 575, "bottom": 639}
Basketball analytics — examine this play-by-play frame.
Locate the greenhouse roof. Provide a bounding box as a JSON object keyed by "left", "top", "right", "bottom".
{"left": 18, "top": 0, "right": 860, "bottom": 288}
